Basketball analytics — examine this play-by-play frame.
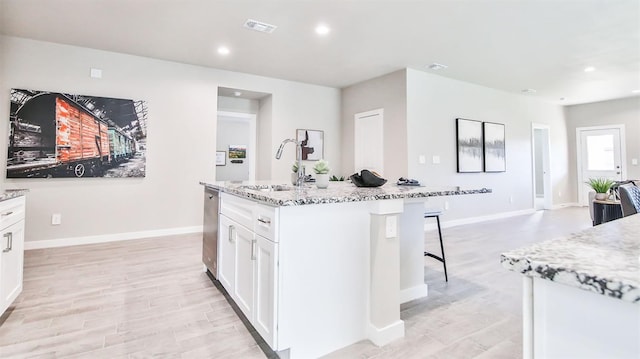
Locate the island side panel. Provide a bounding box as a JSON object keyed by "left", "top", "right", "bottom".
{"left": 532, "top": 278, "right": 640, "bottom": 359}
{"left": 399, "top": 201, "right": 429, "bottom": 302}
{"left": 277, "top": 201, "right": 371, "bottom": 359}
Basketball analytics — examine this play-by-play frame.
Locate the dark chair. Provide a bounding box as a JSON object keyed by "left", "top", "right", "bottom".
{"left": 619, "top": 184, "right": 640, "bottom": 217}
{"left": 424, "top": 210, "right": 448, "bottom": 282}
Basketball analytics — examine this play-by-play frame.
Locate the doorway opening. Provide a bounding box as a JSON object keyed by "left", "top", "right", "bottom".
{"left": 216, "top": 87, "right": 272, "bottom": 182}
{"left": 576, "top": 125, "right": 626, "bottom": 206}
{"left": 532, "top": 123, "right": 552, "bottom": 210}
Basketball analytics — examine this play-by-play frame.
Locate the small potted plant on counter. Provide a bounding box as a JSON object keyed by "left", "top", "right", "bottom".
{"left": 313, "top": 159, "right": 330, "bottom": 189}
{"left": 586, "top": 177, "right": 615, "bottom": 200}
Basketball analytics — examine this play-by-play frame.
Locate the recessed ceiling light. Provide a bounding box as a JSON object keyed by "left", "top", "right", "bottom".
{"left": 244, "top": 19, "right": 277, "bottom": 34}
{"left": 234, "top": 91, "right": 242, "bottom": 97}
{"left": 584, "top": 66, "right": 596, "bottom": 72}
{"left": 632, "top": 89, "right": 640, "bottom": 94}
{"left": 521, "top": 89, "right": 537, "bottom": 94}
{"left": 427, "top": 63, "right": 448, "bottom": 71}
{"left": 217, "top": 46, "right": 230, "bottom": 55}
{"left": 315, "top": 24, "right": 330, "bottom": 35}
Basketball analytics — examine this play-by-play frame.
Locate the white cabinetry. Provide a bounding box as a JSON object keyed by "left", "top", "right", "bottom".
{"left": 0, "top": 196, "right": 26, "bottom": 316}
{"left": 219, "top": 193, "right": 278, "bottom": 348}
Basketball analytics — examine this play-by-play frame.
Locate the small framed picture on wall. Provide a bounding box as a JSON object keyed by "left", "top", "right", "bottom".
{"left": 216, "top": 151, "right": 226, "bottom": 166}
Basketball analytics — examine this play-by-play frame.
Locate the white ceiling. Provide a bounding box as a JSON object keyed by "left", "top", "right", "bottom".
{"left": 1, "top": 0, "right": 639, "bottom": 105}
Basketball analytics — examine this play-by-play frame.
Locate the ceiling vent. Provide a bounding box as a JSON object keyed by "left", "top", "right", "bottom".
{"left": 244, "top": 19, "right": 277, "bottom": 34}
{"left": 427, "top": 63, "right": 448, "bottom": 70}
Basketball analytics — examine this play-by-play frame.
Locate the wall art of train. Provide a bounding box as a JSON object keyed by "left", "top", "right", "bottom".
{"left": 7, "top": 89, "right": 147, "bottom": 178}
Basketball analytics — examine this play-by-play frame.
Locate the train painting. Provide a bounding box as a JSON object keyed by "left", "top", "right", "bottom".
{"left": 7, "top": 89, "right": 147, "bottom": 178}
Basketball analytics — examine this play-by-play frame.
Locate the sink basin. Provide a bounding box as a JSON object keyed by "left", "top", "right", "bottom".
{"left": 238, "top": 184, "right": 293, "bottom": 192}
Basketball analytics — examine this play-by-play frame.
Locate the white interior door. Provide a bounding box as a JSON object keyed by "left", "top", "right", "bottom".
{"left": 532, "top": 124, "right": 552, "bottom": 210}
{"left": 354, "top": 109, "right": 384, "bottom": 175}
{"left": 577, "top": 126, "right": 625, "bottom": 205}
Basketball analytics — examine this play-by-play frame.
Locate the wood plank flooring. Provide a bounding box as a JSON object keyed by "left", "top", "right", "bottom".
{"left": 0, "top": 207, "right": 591, "bottom": 358}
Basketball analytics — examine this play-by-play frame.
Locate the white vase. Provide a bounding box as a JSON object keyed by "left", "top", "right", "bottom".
{"left": 316, "top": 173, "right": 329, "bottom": 189}
{"left": 595, "top": 192, "right": 608, "bottom": 201}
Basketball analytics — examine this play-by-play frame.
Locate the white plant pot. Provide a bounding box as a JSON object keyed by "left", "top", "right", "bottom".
{"left": 316, "top": 173, "right": 329, "bottom": 189}
{"left": 595, "top": 192, "right": 608, "bottom": 201}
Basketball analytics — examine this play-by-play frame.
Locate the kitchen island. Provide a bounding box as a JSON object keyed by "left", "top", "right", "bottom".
{"left": 501, "top": 214, "right": 639, "bottom": 359}
{"left": 201, "top": 181, "right": 490, "bottom": 359}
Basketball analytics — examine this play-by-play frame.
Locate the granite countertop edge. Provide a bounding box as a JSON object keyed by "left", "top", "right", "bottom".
{"left": 200, "top": 181, "right": 491, "bottom": 207}
{"left": 500, "top": 225, "right": 640, "bottom": 305}
{"left": 0, "top": 189, "right": 29, "bottom": 202}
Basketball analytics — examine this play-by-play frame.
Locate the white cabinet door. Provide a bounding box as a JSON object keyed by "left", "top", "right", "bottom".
{"left": 0, "top": 220, "right": 24, "bottom": 314}
{"left": 253, "top": 234, "right": 278, "bottom": 348}
{"left": 218, "top": 215, "right": 236, "bottom": 293}
{"left": 234, "top": 223, "right": 255, "bottom": 320}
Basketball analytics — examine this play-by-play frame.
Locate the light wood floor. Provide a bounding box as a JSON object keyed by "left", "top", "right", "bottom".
{"left": 0, "top": 207, "right": 591, "bottom": 358}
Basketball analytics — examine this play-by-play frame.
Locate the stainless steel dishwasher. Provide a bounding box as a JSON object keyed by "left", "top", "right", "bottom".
{"left": 202, "top": 186, "right": 219, "bottom": 278}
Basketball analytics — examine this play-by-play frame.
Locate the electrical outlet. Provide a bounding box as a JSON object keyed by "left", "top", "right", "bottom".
{"left": 432, "top": 155, "right": 441, "bottom": 164}
{"left": 558, "top": 191, "right": 562, "bottom": 197}
{"left": 385, "top": 216, "right": 397, "bottom": 238}
{"left": 632, "top": 158, "right": 638, "bottom": 166}
{"left": 51, "top": 213, "right": 61, "bottom": 225}
{"left": 418, "top": 155, "right": 426, "bottom": 164}
{"left": 509, "top": 195, "right": 514, "bottom": 203}
{"left": 444, "top": 201, "right": 450, "bottom": 210}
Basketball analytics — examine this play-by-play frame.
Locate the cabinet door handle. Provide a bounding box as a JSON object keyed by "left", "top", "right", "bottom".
{"left": 228, "top": 225, "right": 235, "bottom": 242}
{"left": 257, "top": 217, "right": 271, "bottom": 225}
{"left": 251, "top": 239, "right": 257, "bottom": 260}
{"left": 3, "top": 232, "right": 12, "bottom": 253}
{"left": 1, "top": 211, "right": 13, "bottom": 217}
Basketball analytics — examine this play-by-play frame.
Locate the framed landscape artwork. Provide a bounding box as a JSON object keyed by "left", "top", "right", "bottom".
{"left": 456, "top": 118, "right": 484, "bottom": 173}
{"left": 296, "top": 129, "right": 323, "bottom": 161}
{"left": 483, "top": 122, "right": 506, "bottom": 172}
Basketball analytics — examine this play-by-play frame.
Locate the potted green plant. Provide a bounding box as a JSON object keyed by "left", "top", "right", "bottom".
{"left": 313, "top": 159, "right": 330, "bottom": 189}
{"left": 586, "top": 178, "right": 615, "bottom": 200}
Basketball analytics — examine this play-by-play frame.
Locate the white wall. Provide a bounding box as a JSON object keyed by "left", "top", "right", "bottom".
{"left": 0, "top": 35, "right": 341, "bottom": 243}
{"left": 405, "top": 69, "right": 572, "bottom": 219}
{"left": 341, "top": 70, "right": 407, "bottom": 181}
{"left": 564, "top": 96, "right": 640, "bottom": 186}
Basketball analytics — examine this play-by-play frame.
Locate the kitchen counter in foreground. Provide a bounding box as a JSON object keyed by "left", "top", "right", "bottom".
{"left": 200, "top": 181, "right": 491, "bottom": 206}
{"left": 501, "top": 214, "right": 639, "bottom": 359}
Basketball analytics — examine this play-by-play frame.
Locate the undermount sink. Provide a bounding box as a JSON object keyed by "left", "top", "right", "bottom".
{"left": 238, "top": 184, "right": 294, "bottom": 192}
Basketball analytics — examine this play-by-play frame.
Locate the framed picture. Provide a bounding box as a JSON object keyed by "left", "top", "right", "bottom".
{"left": 296, "top": 129, "right": 324, "bottom": 161}
{"left": 215, "top": 151, "right": 226, "bottom": 166}
{"left": 456, "top": 118, "right": 484, "bottom": 173}
{"left": 228, "top": 145, "right": 247, "bottom": 159}
{"left": 483, "top": 122, "right": 506, "bottom": 172}
{"left": 7, "top": 88, "right": 148, "bottom": 178}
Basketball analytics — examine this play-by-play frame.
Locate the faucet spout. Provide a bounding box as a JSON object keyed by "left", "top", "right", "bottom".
{"left": 275, "top": 138, "right": 304, "bottom": 187}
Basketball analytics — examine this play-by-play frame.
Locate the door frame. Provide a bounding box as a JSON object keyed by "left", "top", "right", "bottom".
{"left": 354, "top": 108, "right": 384, "bottom": 175}
{"left": 576, "top": 124, "right": 626, "bottom": 206}
{"left": 217, "top": 111, "right": 257, "bottom": 181}
{"left": 531, "top": 123, "right": 552, "bottom": 210}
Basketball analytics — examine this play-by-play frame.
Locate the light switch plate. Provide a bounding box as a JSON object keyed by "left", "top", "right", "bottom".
{"left": 418, "top": 155, "right": 426, "bottom": 164}
{"left": 632, "top": 158, "right": 638, "bottom": 165}
{"left": 90, "top": 68, "right": 102, "bottom": 79}
{"left": 432, "top": 155, "right": 441, "bottom": 164}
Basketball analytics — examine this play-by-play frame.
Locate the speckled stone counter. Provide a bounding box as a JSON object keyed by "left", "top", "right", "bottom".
{"left": 0, "top": 189, "right": 28, "bottom": 201}
{"left": 501, "top": 214, "right": 640, "bottom": 304}
{"left": 200, "top": 181, "right": 491, "bottom": 207}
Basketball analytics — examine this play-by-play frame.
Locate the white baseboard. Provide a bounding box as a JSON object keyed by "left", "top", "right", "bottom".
{"left": 25, "top": 225, "right": 203, "bottom": 250}
{"left": 367, "top": 320, "right": 405, "bottom": 347}
{"left": 425, "top": 208, "right": 536, "bottom": 231}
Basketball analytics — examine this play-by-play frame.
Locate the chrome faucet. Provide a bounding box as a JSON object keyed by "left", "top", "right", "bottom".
{"left": 275, "top": 138, "right": 304, "bottom": 187}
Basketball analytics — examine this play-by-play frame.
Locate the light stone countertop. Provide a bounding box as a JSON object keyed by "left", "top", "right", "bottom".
{"left": 501, "top": 214, "right": 640, "bottom": 304}
{"left": 0, "top": 189, "right": 28, "bottom": 202}
{"left": 201, "top": 181, "right": 491, "bottom": 207}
